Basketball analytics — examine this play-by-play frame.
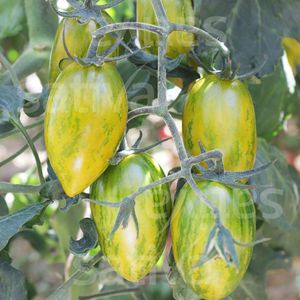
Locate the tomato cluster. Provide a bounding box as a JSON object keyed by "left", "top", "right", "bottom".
{"left": 45, "top": 3, "right": 257, "bottom": 299}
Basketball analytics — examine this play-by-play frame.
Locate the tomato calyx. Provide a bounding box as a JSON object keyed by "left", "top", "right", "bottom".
{"left": 193, "top": 224, "right": 239, "bottom": 269}
{"left": 193, "top": 161, "right": 274, "bottom": 189}
{"left": 188, "top": 142, "right": 272, "bottom": 189}
{"left": 194, "top": 223, "right": 270, "bottom": 270}
{"left": 50, "top": 0, "right": 133, "bottom": 68}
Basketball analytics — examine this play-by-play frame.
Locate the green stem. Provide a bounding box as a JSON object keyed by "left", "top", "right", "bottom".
{"left": 0, "top": 119, "right": 44, "bottom": 140}
{"left": 0, "top": 182, "right": 42, "bottom": 194}
{"left": 10, "top": 117, "right": 45, "bottom": 184}
{"left": 0, "top": 131, "right": 44, "bottom": 168}
{"left": 0, "top": 48, "right": 49, "bottom": 85}
{"left": 79, "top": 287, "right": 142, "bottom": 300}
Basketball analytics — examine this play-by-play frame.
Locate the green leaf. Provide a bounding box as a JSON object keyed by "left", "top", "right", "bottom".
{"left": 0, "top": 85, "right": 24, "bottom": 134}
{"left": 250, "top": 138, "right": 299, "bottom": 230}
{"left": 0, "top": 259, "right": 27, "bottom": 300}
{"left": 69, "top": 218, "right": 98, "bottom": 256}
{"left": 0, "top": 201, "right": 49, "bottom": 251}
{"left": 196, "top": 0, "right": 300, "bottom": 76}
{"left": 260, "top": 166, "right": 300, "bottom": 256}
{"left": 248, "top": 64, "right": 295, "bottom": 140}
{"left": 117, "top": 60, "right": 157, "bottom": 106}
{"left": 0, "top": 0, "right": 25, "bottom": 40}
{"left": 128, "top": 47, "right": 199, "bottom": 90}
{"left": 0, "top": 196, "right": 8, "bottom": 217}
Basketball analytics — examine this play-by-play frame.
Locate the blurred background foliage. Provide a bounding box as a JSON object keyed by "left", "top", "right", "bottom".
{"left": 0, "top": 0, "right": 300, "bottom": 299}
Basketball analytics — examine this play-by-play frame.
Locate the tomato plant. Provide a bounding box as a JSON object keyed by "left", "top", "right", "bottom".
{"left": 137, "top": 0, "right": 194, "bottom": 58}
{"left": 45, "top": 62, "right": 128, "bottom": 197}
{"left": 0, "top": 0, "right": 300, "bottom": 300}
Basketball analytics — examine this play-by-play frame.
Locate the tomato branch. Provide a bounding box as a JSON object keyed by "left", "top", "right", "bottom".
{"left": 0, "top": 182, "right": 43, "bottom": 194}
{"left": 79, "top": 287, "right": 143, "bottom": 300}
{"left": 93, "top": 22, "right": 165, "bottom": 39}
{"left": 0, "top": 119, "right": 43, "bottom": 140}
{"left": 0, "top": 131, "right": 44, "bottom": 168}
{"left": 10, "top": 118, "right": 45, "bottom": 184}
{"left": 170, "top": 23, "right": 230, "bottom": 57}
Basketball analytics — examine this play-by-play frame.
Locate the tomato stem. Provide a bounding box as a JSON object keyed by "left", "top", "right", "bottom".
{"left": 0, "top": 119, "right": 43, "bottom": 140}
{"left": 10, "top": 117, "right": 45, "bottom": 184}
{"left": 0, "top": 131, "right": 44, "bottom": 169}
{"left": 0, "top": 182, "right": 43, "bottom": 194}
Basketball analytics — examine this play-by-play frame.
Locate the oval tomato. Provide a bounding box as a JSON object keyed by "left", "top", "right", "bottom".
{"left": 171, "top": 180, "right": 255, "bottom": 300}
{"left": 183, "top": 75, "right": 257, "bottom": 173}
{"left": 44, "top": 63, "right": 127, "bottom": 197}
{"left": 49, "top": 15, "right": 117, "bottom": 86}
{"left": 90, "top": 153, "right": 172, "bottom": 282}
{"left": 136, "top": 0, "right": 194, "bottom": 58}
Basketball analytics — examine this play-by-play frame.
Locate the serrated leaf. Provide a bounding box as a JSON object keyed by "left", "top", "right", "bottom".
{"left": 0, "top": 260, "right": 27, "bottom": 300}
{"left": 0, "top": 85, "right": 24, "bottom": 133}
{"left": 0, "top": 201, "right": 49, "bottom": 251}
{"left": 248, "top": 63, "right": 295, "bottom": 140}
{"left": 69, "top": 218, "right": 98, "bottom": 256}
{"left": 0, "top": 0, "right": 25, "bottom": 40}
{"left": 250, "top": 138, "right": 300, "bottom": 230}
{"left": 196, "top": 0, "right": 300, "bottom": 76}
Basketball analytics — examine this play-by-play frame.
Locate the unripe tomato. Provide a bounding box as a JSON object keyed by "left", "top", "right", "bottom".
{"left": 90, "top": 153, "right": 172, "bottom": 282}
{"left": 171, "top": 180, "right": 255, "bottom": 300}
{"left": 49, "top": 14, "right": 117, "bottom": 86}
{"left": 136, "top": 0, "right": 194, "bottom": 58}
{"left": 45, "top": 63, "right": 127, "bottom": 197}
{"left": 183, "top": 75, "right": 257, "bottom": 173}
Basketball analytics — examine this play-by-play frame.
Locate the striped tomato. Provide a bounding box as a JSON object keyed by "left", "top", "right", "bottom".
{"left": 45, "top": 63, "right": 127, "bottom": 197}
{"left": 90, "top": 153, "right": 172, "bottom": 282}
{"left": 171, "top": 180, "right": 255, "bottom": 300}
{"left": 136, "top": 0, "right": 194, "bottom": 59}
{"left": 49, "top": 14, "right": 117, "bottom": 86}
{"left": 182, "top": 75, "right": 257, "bottom": 173}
